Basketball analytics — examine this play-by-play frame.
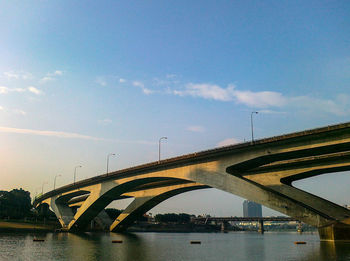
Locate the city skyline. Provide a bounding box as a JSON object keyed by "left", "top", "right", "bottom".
{"left": 1, "top": 1, "right": 350, "bottom": 216}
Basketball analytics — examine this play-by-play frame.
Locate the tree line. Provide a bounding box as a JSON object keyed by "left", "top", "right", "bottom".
{"left": 0, "top": 188, "right": 32, "bottom": 219}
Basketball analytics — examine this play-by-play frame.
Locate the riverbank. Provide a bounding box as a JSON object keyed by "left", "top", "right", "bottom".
{"left": 0, "top": 221, "right": 58, "bottom": 233}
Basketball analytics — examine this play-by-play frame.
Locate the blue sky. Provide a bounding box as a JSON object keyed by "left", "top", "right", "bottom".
{"left": 0, "top": 1, "right": 349, "bottom": 216}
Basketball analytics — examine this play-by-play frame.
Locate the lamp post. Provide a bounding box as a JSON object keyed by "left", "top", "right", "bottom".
{"left": 41, "top": 181, "right": 48, "bottom": 195}
{"left": 158, "top": 137, "right": 168, "bottom": 163}
{"left": 74, "top": 165, "right": 82, "bottom": 184}
{"left": 251, "top": 111, "right": 258, "bottom": 143}
{"left": 107, "top": 153, "right": 116, "bottom": 175}
{"left": 54, "top": 174, "right": 61, "bottom": 190}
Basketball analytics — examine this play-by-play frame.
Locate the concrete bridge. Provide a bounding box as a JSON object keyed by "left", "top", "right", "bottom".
{"left": 34, "top": 122, "right": 350, "bottom": 241}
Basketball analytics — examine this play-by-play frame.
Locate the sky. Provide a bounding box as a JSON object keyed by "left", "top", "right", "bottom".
{"left": 0, "top": 1, "right": 350, "bottom": 216}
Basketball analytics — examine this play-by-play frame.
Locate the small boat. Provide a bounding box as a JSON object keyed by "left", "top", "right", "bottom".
{"left": 294, "top": 241, "right": 306, "bottom": 244}
{"left": 33, "top": 238, "right": 45, "bottom": 242}
{"left": 112, "top": 240, "right": 123, "bottom": 243}
{"left": 190, "top": 241, "right": 201, "bottom": 244}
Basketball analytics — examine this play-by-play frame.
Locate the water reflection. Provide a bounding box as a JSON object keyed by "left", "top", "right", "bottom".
{"left": 1, "top": 232, "right": 350, "bottom": 261}
{"left": 318, "top": 241, "right": 350, "bottom": 261}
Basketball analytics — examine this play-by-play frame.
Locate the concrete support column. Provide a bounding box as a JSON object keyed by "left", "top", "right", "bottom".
{"left": 50, "top": 199, "right": 75, "bottom": 228}
{"left": 318, "top": 222, "right": 350, "bottom": 241}
{"left": 110, "top": 197, "right": 152, "bottom": 232}
{"left": 221, "top": 221, "right": 228, "bottom": 232}
{"left": 297, "top": 221, "right": 303, "bottom": 234}
{"left": 258, "top": 220, "right": 264, "bottom": 234}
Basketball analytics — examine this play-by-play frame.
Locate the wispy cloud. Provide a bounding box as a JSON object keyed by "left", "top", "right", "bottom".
{"left": 3, "top": 71, "right": 33, "bottom": 80}
{"left": 53, "top": 70, "right": 63, "bottom": 76}
{"left": 217, "top": 138, "right": 240, "bottom": 147}
{"left": 98, "top": 118, "right": 113, "bottom": 125}
{"left": 0, "top": 86, "right": 26, "bottom": 94}
{"left": 232, "top": 88, "right": 286, "bottom": 108}
{"left": 119, "top": 78, "right": 126, "bottom": 83}
{"left": 187, "top": 125, "right": 205, "bottom": 133}
{"left": 289, "top": 95, "right": 350, "bottom": 116}
{"left": 174, "top": 83, "right": 234, "bottom": 101}
{"left": 258, "top": 109, "right": 287, "bottom": 114}
{"left": 0, "top": 126, "right": 156, "bottom": 145}
{"left": 0, "top": 86, "right": 43, "bottom": 96}
{"left": 173, "top": 83, "right": 286, "bottom": 107}
{"left": 39, "top": 70, "right": 63, "bottom": 84}
{"left": 172, "top": 82, "right": 350, "bottom": 116}
{"left": 39, "top": 76, "right": 54, "bottom": 84}
{"left": 13, "top": 109, "right": 27, "bottom": 116}
{"left": 96, "top": 77, "right": 107, "bottom": 86}
{"left": 0, "top": 126, "right": 105, "bottom": 141}
{"left": 27, "top": 86, "right": 43, "bottom": 95}
{"left": 133, "top": 81, "right": 153, "bottom": 95}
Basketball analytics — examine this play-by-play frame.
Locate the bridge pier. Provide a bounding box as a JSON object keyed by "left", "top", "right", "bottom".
{"left": 318, "top": 222, "right": 350, "bottom": 241}
{"left": 297, "top": 221, "right": 303, "bottom": 234}
{"left": 258, "top": 220, "right": 264, "bottom": 234}
{"left": 221, "top": 221, "right": 228, "bottom": 232}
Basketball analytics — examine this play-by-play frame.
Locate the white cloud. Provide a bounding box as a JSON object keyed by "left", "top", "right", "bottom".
{"left": 96, "top": 77, "right": 107, "bottom": 86}
{"left": 0, "top": 86, "right": 9, "bottom": 94}
{"left": 39, "top": 76, "right": 54, "bottom": 84}
{"left": 174, "top": 83, "right": 235, "bottom": 101}
{"left": 258, "top": 109, "right": 287, "bottom": 114}
{"left": 0, "top": 106, "right": 4, "bottom": 111}
{"left": 4, "top": 71, "right": 19, "bottom": 79}
{"left": 133, "top": 81, "right": 154, "bottom": 95}
{"left": 133, "top": 81, "right": 144, "bottom": 88}
{"left": 187, "top": 125, "right": 205, "bottom": 133}
{"left": 166, "top": 74, "right": 177, "bottom": 79}
{"left": 0, "top": 126, "right": 156, "bottom": 145}
{"left": 1, "top": 86, "right": 42, "bottom": 96}
{"left": 13, "top": 109, "right": 27, "bottom": 116}
{"left": 142, "top": 88, "right": 153, "bottom": 95}
{"left": 0, "top": 126, "right": 105, "bottom": 141}
{"left": 0, "top": 86, "right": 26, "bottom": 94}
{"left": 3, "top": 71, "right": 33, "bottom": 80}
{"left": 217, "top": 138, "right": 240, "bottom": 147}
{"left": 27, "top": 86, "right": 42, "bottom": 95}
{"left": 232, "top": 89, "right": 287, "bottom": 108}
{"left": 173, "top": 83, "right": 287, "bottom": 108}
{"left": 119, "top": 78, "right": 126, "bottom": 83}
{"left": 39, "top": 70, "right": 63, "bottom": 84}
{"left": 290, "top": 95, "right": 350, "bottom": 116}
{"left": 99, "top": 118, "right": 113, "bottom": 125}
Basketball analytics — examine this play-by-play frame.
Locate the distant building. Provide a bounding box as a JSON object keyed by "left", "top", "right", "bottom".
{"left": 243, "top": 200, "right": 262, "bottom": 217}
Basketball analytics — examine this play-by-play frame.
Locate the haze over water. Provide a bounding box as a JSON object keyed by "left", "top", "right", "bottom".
{"left": 1, "top": 232, "right": 350, "bottom": 261}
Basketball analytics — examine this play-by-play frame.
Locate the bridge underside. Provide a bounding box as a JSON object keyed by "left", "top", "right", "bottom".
{"left": 35, "top": 123, "right": 350, "bottom": 241}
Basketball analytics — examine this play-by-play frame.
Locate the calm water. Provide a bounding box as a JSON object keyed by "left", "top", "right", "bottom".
{"left": 1, "top": 232, "right": 350, "bottom": 261}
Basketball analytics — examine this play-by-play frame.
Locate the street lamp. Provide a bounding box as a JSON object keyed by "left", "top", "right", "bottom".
{"left": 74, "top": 165, "right": 82, "bottom": 184}
{"left": 158, "top": 137, "right": 168, "bottom": 163}
{"left": 54, "top": 174, "right": 61, "bottom": 190}
{"left": 107, "top": 153, "right": 116, "bottom": 175}
{"left": 41, "top": 181, "right": 48, "bottom": 195}
{"left": 251, "top": 111, "right": 258, "bottom": 143}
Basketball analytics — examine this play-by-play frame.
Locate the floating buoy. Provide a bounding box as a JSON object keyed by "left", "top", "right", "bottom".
{"left": 112, "top": 240, "right": 123, "bottom": 243}
{"left": 190, "top": 241, "right": 201, "bottom": 244}
{"left": 294, "top": 241, "right": 306, "bottom": 244}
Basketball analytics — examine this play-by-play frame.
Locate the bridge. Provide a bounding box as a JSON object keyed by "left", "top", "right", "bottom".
{"left": 34, "top": 122, "right": 350, "bottom": 241}
{"left": 193, "top": 216, "right": 301, "bottom": 233}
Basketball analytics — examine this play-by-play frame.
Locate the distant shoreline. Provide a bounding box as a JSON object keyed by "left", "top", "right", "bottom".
{"left": 0, "top": 221, "right": 57, "bottom": 233}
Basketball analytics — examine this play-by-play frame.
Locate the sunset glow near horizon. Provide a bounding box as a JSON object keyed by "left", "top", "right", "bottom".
{"left": 1, "top": 1, "right": 350, "bottom": 216}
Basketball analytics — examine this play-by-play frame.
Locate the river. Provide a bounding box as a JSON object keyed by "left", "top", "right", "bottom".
{"left": 1, "top": 232, "right": 350, "bottom": 261}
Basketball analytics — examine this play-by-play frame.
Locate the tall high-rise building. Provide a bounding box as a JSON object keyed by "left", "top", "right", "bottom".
{"left": 243, "top": 200, "right": 262, "bottom": 217}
